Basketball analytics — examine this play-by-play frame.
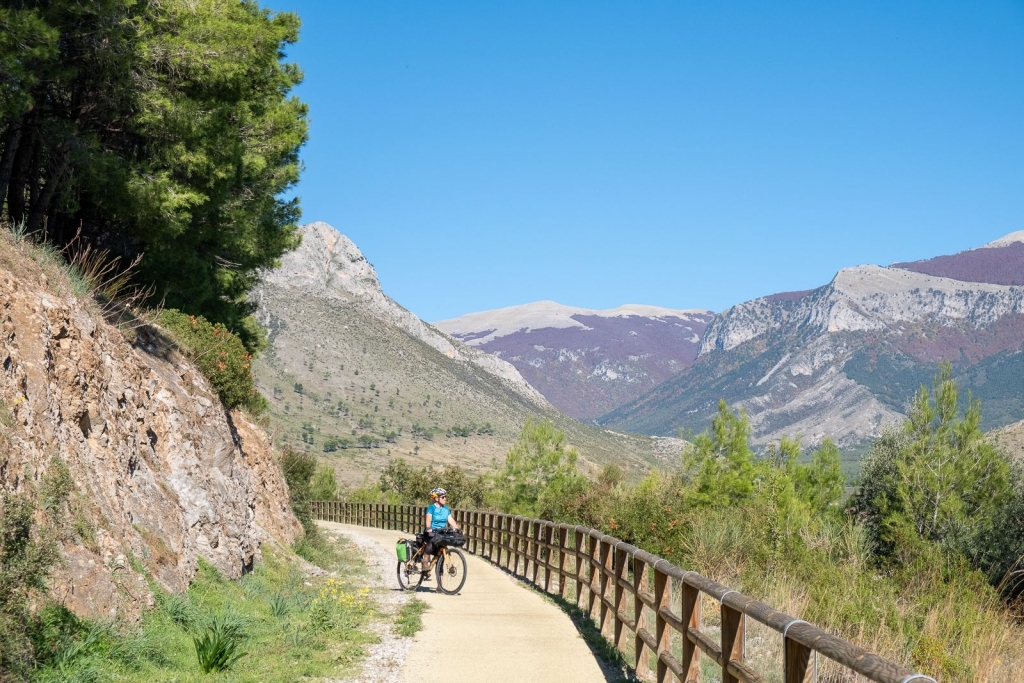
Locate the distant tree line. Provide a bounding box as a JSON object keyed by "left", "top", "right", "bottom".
{"left": 0, "top": 0, "right": 307, "bottom": 345}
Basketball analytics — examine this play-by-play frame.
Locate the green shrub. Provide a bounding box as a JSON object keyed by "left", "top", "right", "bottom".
{"left": 0, "top": 492, "right": 60, "bottom": 681}
{"left": 376, "top": 459, "right": 488, "bottom": 508}
{"left": 310, "top": 465, "right": 340, "bottom": 501}
{"left": 192, "top": 615, "right": 247, "bottom": 673}
{"left": 307, "top": 580, "right": 371, "bottom": 633}
{"left": 493, "top": 418, "right": 590, "bottom": 519}
{"left": 853, "top": 364, "right": 1013, "bottom": 570}
{"left": 159, "top": 309, "right": 267, "bottom": 414}
{"left": 279, "top": 448, "right": 316, "bottom": 532}
{"left": 268, "top": 594, "right": 290, "bottom": 618}
{"left": 156, "top": 592, "right": 200, "bottom": 631}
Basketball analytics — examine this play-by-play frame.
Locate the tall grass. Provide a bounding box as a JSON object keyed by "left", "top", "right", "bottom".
{"left": 32, "top": 544, "right": 379, "bottom": 682}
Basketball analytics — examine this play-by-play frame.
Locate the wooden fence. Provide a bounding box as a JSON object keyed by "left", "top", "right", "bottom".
{"left": 311, "top": 501, "right": 937, "bottom": 683}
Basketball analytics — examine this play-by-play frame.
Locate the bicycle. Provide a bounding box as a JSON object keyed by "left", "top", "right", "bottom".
{"left": 396, "top": 529, "right": 468, "bottom": 595}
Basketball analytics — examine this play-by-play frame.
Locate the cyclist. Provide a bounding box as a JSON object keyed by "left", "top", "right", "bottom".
{"left": 420, "top": 487, "right": 460, "bottom": 578}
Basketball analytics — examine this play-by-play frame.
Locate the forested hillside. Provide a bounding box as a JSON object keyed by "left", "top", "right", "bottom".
{"left": 0, "top": 0, "right": 307, "bottom": 343}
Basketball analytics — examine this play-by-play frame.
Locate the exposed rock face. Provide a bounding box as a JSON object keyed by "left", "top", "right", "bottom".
{"left": 259, "top": 221, "right": 550, "bottom": 409}
{"left": 0, "top": 261, "right": 300, "bottom": 621}
{"left": 699, "top": 266, "right": 1024, "bottom": 354}
{"left": 602, "top": 234, "right": 1024, "bottom": 446}
{"left": 434, "top": 301, "right": 714, "bottom": 420}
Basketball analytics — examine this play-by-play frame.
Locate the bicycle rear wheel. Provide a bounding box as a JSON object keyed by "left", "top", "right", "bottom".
{"left": 397, "top": 561, "right": 424, "bottom": 591}
{"left": 436, "top": 548, "right": 467, "bottom": 594}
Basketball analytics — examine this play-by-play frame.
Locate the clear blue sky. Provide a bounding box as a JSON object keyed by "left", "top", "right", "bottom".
{"left": 272, "top": 1, "right": 1024, "bottom": 321}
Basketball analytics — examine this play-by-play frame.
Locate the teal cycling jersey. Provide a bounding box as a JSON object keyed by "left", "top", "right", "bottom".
{"left": 426, "top": 503, "right": 451, "bottom": 530}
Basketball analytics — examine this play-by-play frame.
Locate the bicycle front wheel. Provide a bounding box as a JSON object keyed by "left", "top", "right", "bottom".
{"left": 397, "top": 561, "right": 423, "bottom": 591}
{"left": 436, "top": 548, "right": 467, "bottom": 594}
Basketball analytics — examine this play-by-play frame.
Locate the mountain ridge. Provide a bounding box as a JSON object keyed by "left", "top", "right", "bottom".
{"left": 434, "top": 300, "right": 714, "bottom": 420}
{"left": 601, "top": 232, "right": 1024, "bottom": 448}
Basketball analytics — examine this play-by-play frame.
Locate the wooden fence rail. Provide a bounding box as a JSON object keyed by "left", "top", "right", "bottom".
{"left": 311, "top": 501, "right": 937, "bottom": 683}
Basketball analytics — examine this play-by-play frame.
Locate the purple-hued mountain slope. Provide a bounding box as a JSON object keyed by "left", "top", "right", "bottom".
{"left": 434, "top": 302, "right": 714, "bottom": 420}
{"left": 892, "top": 232, "right": 1024, "bottom": 286}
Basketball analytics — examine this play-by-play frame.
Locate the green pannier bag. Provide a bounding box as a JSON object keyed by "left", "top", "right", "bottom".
{"left": 396, "top": 540, "right": 410, "bottom": 562}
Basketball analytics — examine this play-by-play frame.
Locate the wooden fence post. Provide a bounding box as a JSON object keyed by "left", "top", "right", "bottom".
{"left": 542, "top": 524, "right": 552, "bottom": 592}
{"left": 516, "top": 518, "right": 524, "bottom": 577}
{"left": 558, "top": 527, "right": 568, "bottom": 598}
{"left": 721, "top": 599, "right": 744, "bottom": 683}
{"left": 519, "top": 520, "right": 528, "bottom": 577}
{"left": 575, "top": 529, "right": 585, "bottom": 608}
{"left": 681, "top": 577, "right": 702, "bottom": 682}
{"left": 493, "top": 518, "right": 501, "bottom": 565}
{"left": 655, "top": 567, "right": 670, "bottom": 683}
{"left": 784, "top": 628, "right": 813, "bottom": 683}
{"left": 599, "top": 539, "right": 612, "bottom": 636}
{"left": 536, "top": 520, "right": 544, "bottom": 585}
{"left": 634, "top": 557, "right": 650, "bottom": 680}
{"left": 536, "top": 524, "right": 544, "bottom": 589}
{"left": 614, "top": 545, "right": 627, "bottom": 653}
{"left": 491, "top": 513, "right": 499, "bottom": 559}
{"left": 587, "top": 534, "right": 599, "bottom": 618}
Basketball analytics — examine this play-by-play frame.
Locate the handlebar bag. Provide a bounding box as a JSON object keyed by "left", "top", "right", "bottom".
{"left": 433, "top": 531, "right": 467, "bottom": 548}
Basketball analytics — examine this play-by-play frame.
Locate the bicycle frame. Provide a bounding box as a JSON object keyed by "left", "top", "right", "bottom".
{"left": 406, "top": 543, "right": 449, "bottom": 572}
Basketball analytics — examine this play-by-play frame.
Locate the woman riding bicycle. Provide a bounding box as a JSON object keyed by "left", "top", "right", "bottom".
{"left": 421, "top": 487, "right": 459, "bottom": 578}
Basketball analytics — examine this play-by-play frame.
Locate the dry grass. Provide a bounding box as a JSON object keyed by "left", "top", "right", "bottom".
{"left": 0, "top": 222, "right": 156, "bottom": 338}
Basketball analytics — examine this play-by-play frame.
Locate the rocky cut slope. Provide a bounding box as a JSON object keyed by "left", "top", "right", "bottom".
{"left": 434, "top": 302, "right": 714, "bottom": 420}
{"left": 601, "top": 233, "right": 1024, "bottom": 448}
{"left": 251, "top": 222, "right": 681, "bottom": 484}
{"left": 0, "top": 234, "right": 300, "bottom": 621}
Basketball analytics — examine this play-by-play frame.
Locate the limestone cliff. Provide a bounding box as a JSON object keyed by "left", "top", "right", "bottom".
{"left": 0, "top": 243, "right": 300, "bottom": 621}
{"left": 257, "top": 221, "right": 550, "bottom": 409}
{"left": 603, "top": 233, "right": 1024, "bottom": 446}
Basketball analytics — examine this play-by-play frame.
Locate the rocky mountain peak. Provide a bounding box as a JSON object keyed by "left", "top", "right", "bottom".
{"left": 256, "top": 222, "right": 551, "bottom": 409}
{"left": 264, "top": 221, "right": 381, "bottom": 300}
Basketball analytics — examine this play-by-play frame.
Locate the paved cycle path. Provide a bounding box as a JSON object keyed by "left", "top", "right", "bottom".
{"left": 319, "top": 522, "right": 611, "bottom": 683}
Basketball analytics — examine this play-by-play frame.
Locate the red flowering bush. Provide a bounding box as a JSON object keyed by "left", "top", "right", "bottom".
{"left": 159, "top": 309, "right": 267, "bottom": 414}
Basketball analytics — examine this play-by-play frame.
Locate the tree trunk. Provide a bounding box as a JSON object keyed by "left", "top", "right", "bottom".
{"left": 26, "top": 153, "right": 66, "bottom": 235}
{"left": 0, "top": 120, "right": 24, "bottom": 213}
{"left": 27, "top": 135, "right": 43, "bottom": 210}
{"left": 7, "top": 127, "right": 34, "bottom": 225}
